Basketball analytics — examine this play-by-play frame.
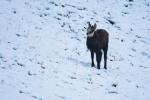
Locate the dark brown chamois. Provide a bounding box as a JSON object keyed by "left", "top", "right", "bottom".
{"left": 86, "top": 22, "right": 109, "bottom": 69}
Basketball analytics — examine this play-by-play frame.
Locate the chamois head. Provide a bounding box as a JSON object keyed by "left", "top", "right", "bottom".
{"left": 86, "top": 22, "right": 97, "bottom": 37}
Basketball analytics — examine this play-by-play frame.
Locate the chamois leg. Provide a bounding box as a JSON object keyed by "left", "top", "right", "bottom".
{"left": 96, "top": 50, "right": 102, "bottom": 69}
{"left": 91, "top": 51, "right": 95, "bottom": 67}
{"left": 103, "top": 46, "right": 108, "bottom": 69}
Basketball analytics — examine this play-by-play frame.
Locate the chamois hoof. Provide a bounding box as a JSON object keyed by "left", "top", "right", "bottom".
{"left": 104, "top": 67, "right": 107, "bottom": 70}
{"left": 97, "top": 66, "right": 100, "bottom": 69}
{"left": 91, "top": 63, "right": 95, "bottom": 67}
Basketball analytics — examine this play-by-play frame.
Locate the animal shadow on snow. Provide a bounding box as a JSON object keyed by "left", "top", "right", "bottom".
{"left": 68, "top": 57, "right": 91, "bottom": 67}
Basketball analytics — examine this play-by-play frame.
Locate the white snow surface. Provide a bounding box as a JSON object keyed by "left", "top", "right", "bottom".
{"left": 0, "top": 0, "right": 150, "bottom": 100}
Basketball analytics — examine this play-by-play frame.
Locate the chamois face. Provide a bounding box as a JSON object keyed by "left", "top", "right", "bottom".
{"left": 86, "top": 22, "right": 96, "bottom": 37}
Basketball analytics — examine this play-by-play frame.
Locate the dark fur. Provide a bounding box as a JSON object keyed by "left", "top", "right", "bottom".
{"left": 86, "top": 27, "right": 109, "bottom": 69}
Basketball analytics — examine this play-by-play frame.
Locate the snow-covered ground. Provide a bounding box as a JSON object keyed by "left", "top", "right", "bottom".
{"left": 0, "top": 0, "right": 150, "bottom": 100}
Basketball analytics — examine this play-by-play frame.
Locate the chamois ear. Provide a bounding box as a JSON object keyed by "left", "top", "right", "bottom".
{"left": 88, "top": 22, "right": 91, "bottom": 27}
{"left": 94, "top": 23, "right": 97, "bottom": 30}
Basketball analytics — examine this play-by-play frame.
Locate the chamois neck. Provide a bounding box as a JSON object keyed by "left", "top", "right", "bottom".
{"left": 87, "top": 31, "right": 95, "bottom": 38}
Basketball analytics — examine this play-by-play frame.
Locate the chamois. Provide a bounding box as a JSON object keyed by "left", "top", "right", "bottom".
{"left": 86, "top": 22, "right": 109, "bottom": 69}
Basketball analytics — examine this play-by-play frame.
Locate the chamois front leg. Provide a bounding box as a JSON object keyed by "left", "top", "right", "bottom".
{"left": 90, "top": 51, "right": 95, "bottom": 67}
{"left": 96, "top": 50, "right": 102, "bottom": 69}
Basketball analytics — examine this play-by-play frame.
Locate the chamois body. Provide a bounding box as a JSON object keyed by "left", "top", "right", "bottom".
{"left": 86, "top": 23, "right": 109, "bottom": 69}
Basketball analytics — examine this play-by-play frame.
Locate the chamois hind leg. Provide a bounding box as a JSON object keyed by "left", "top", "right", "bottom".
{"left": 91, "top": 51, "right": 95, "bottom": 67}
{"left": 103, "top": 46, "right": 108, "bottom": 69}
{"left": 96, "top": 50, "right": 102, "bottom": 69}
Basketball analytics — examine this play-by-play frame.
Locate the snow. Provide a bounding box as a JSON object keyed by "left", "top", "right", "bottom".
{"left": 0, "top": 0, "right": 150, "bottom": 100}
